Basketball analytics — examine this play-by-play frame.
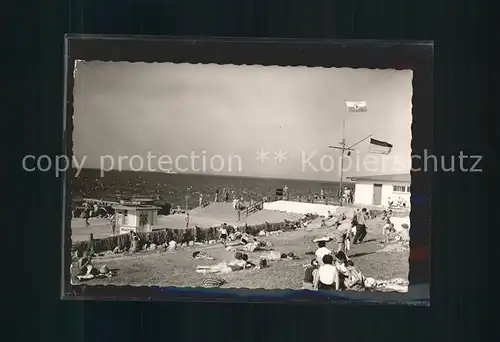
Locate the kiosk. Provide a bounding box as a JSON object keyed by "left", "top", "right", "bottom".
{"left": 112, "top": 198, "right": 161, "bottom": 234}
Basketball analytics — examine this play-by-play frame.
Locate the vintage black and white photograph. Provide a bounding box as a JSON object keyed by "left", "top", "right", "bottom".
{"left": 68, "top": 57, "right": 423, "bottom": 299}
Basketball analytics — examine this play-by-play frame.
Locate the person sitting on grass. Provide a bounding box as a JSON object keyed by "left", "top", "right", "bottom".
{"left": 315, "top": 240, "right": 332, "bottom": 266}
{"left": 195, "top": 253, "right": 254, "bottom": 274}
{"left": 334, "top": 251, "right": 349, "bottom": 290}
{"left": 302, "top": 259, "right": 319, "bottom": 290}
{"left": 77, "top": 251, "right": 93, "bottom": 274}
{"left": 313, "top": 254, "right": 340, "bottom": 291}
{"left": 343, "top": 259, "right": 366, "bottom": 291}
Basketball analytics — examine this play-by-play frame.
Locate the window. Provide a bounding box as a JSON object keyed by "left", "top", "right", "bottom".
{"left": 393, "top": 185, "right": 406, "bottom": 192}
{"left": 407, "top": 186, "right": 411, "bottom": 192}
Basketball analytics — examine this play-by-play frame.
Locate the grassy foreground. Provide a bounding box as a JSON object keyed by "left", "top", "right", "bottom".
{"left": 72, "top": 218, "right": 408, "bottom": 289}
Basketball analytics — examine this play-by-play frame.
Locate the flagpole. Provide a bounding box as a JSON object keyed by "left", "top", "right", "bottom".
{"left": 339, "top": 106, "right": 347, "bottom": 207}
{"left": 329, "top": 101, "right": 368, "bottom": 207}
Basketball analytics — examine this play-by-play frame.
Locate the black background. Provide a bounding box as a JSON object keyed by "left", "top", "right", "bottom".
{"left": 10, "top": 0, "right": 490, "bottom": 341}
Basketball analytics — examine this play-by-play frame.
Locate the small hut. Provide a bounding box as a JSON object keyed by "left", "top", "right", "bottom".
{"left": 112, "top": 198, "right": 161, "bottom": 234}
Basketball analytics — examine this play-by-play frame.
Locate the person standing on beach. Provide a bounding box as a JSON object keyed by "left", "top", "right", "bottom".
{"left": 353, "top": 208, "right": 368, "bottom": 244}
{"left": 110, "top": 214, "right": 116, "bottom": 235}
{"left": 185, "top": 213, "right": 190, "bottom": 229}
{"left": 199, "top": 193, "right": 203, "bottom": 207}
{"left": 225, "top": 191, "right": 230, "bottom": 202}
{"left": 219, "top": 224, "right": 228, "bottom": 246}
{"left": 215, "top": 189, "right": 219, "bottom": 202}
{"left": 83, "top": 207, "right": 90, "bottom": 227}
{"left": 283, "top": 185, "right": 288, "bottom": 200}
{"left": 335, "top": 219, "right": 351, "bottom": 255}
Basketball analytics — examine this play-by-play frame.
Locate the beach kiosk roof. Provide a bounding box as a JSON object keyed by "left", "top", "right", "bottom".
{"left": 347, "top": 173, "right": 411, "bottom": 183}
{"left": 112, "top": 204, "right": 162, "bottom": 211}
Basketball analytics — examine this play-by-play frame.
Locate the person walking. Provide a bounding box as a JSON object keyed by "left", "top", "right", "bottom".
{"left": 83, "top": 207, "right": 90, "bottom": 227}
{"left": 353, "top": 208, "right": 368, "bottom": 244}
{"left": 110, "top": 214, "right": 116, "bottom": 235}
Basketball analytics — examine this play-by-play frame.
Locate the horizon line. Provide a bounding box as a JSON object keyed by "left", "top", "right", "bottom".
{"left": 73, "top": 167, "right": 352, "bottom": 183}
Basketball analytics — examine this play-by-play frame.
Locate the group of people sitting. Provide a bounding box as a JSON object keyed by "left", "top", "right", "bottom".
{"left": 303, "top": 251, "right": 366, "bottom": 291}
{"left": 72, "top": 251, "right": 113, "bottom": 281}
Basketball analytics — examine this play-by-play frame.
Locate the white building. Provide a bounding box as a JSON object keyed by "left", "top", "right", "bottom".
{"left": 347, "top": 173, "right": 411, "bottom": 208}
{"left": 112, "top": 199, "right": 162, "bottom": 234}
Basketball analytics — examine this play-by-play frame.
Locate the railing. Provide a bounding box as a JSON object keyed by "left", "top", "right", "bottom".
{"left": 241, "top": 198, "right": 265, "bottom": 218}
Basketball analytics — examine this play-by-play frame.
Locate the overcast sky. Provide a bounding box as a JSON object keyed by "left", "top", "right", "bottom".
{"left": 73, "top": 61, "right": 412, "bottom": 181}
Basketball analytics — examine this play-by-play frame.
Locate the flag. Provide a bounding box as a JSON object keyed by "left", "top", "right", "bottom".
{"left": 368, "top": 138, "right": 393, "bottom": 154}
{"left": 345, "top": 101, "right": 367, "bottom": 113}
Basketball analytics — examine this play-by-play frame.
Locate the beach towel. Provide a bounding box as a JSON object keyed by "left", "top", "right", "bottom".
{"left": 260, "top": 250, "right": 281, "bottom": 261}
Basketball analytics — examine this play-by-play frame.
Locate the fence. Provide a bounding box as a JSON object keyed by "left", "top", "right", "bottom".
{"left": 241, "top": 198, "right": 264, "bottom": 218}
{"left": 72, "top": 220, "right": 297, "bottom": 254}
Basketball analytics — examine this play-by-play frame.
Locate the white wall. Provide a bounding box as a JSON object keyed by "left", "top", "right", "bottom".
{"left": 353, "top": 183, "right": 373, "bottom": 205}
{"left": 354, "top": 181, "right": 411, "bottom": 207}
{"left": 118, "top": 209, "right": 160, "bottom": 233}
{"left": 263, "top": 201, "right": 340, "bottom": 217}
{"left": 381, "top": 184, "right": 393, "bottom": 207}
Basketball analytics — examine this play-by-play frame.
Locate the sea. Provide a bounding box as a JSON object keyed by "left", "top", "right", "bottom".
{"left": 72, "top": 169, "right": 348, "bottom": 208}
